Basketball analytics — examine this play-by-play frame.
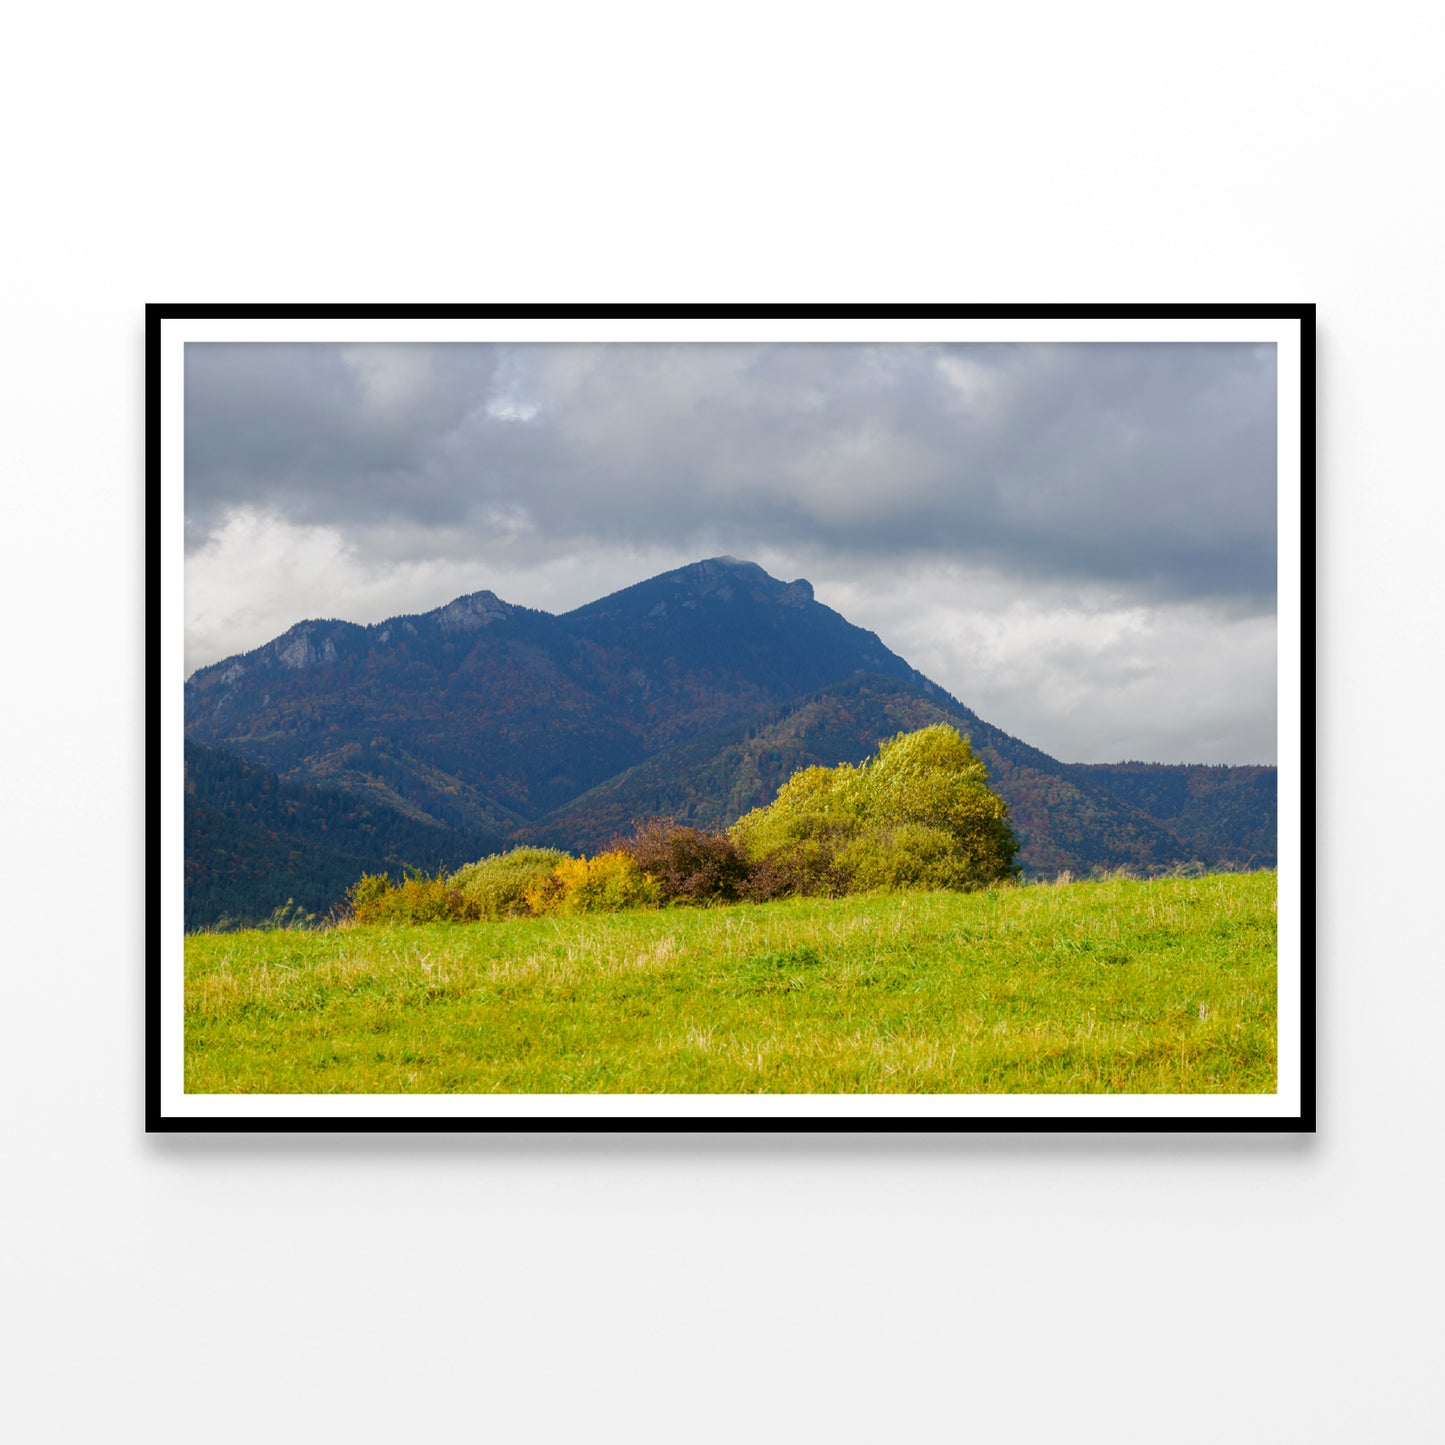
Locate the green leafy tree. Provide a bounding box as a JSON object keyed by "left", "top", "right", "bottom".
{"left": 730, "top": 725, "right": 1017, "bottom": 894}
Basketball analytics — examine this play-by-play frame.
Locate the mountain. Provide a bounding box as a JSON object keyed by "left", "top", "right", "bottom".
{"left": 184, "top": 557, "right": 1276, "bottom": 925}
{"left": 1067, "top": 762, "right": 1277, "bottom": 869}
{"left": 184, "top": 557, "right": 943, "bottom": 831}
{"left": 518, "top": 675, "right": 1201, "bottom": 873}
{"left": 184, "top": 743, "right": 502, "bottom": 930}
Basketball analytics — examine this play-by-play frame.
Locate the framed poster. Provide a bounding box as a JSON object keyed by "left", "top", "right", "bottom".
{"left": 150, "top": 304, "right": 1313, "bottom": 1131}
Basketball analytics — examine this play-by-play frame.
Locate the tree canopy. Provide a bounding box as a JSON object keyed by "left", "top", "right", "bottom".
{"left": 729, "top": 724, "right": 1018, "bottom": 893}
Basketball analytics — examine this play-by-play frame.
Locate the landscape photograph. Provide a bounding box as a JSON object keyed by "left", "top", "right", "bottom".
{"left": 159, "top": 310, "right": 1305, "bottom": 1123}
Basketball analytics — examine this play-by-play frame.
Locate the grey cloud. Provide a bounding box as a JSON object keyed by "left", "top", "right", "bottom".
{"left": 185, "top": 340, "right": 1276, "bottom": 609}
{"left": 184, "top": 342, "right": 502, "bottom": 541}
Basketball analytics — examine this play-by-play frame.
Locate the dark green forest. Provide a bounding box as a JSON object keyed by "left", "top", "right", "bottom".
{"left": 184, "top": 744, "right": 500, "bottom": 930}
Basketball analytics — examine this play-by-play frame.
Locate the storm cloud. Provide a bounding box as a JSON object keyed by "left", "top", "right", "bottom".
{"left": 184, "top": 341, "right": 1278, "bottom": 764}
{"left": 187, "top": 341, "right": 1275, "bottom": 601}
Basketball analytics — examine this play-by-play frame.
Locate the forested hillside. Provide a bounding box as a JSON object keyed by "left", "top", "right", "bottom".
{"left": 185, "top": 558, "right": 938, "bottom": 828}
{"left": 184, "top": 744, "right": 500, "bottom": 929}
{"left": 1068, "top": 762, "right": 1277, "bottom": 868}
{"left": 184, "top": 558, "right": 1276, "bottom": 925}
{"left": 519, "top": 675, "right": 1203, "bottom": 876}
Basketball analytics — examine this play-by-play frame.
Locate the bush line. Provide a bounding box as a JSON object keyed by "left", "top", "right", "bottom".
{"left": 347, "top": 724, "right": 1022, "bottom": 924}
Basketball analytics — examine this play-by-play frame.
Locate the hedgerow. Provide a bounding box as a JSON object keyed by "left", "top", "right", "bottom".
{"left": 346, "top": 870, "right": 477, "bottom": 924}
{"left": 448, "top": 847, "right": 569, "bottom": 920}
{"left": 341, "top": 726, "right": 1019, "bottom": 925}
{"left": 615, "top": 820, "right": 754, "bottom": 905}
{"left": 523, "top": 851, "right": 662, "bottom": 915}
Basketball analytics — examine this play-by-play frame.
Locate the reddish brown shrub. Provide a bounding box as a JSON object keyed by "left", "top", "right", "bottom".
{"left": 736, "top": 842, "right": 852, "bottom": 902}
{"left": 615, "top": 820, "right": 755, "bottom": 905}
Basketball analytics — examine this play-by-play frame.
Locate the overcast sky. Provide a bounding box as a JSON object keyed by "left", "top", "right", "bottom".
{"left": 184, "top": 341, "right": 1277, "bottom": 765}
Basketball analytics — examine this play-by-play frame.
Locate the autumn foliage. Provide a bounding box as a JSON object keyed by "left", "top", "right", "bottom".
{"left": 521, "top": 851, "right": 662, "bottom": 916}
{"left": 729, "top": 724, "right": 1018, "bottom": 894}
{"left": 614, "top": 820, "right": 755, "bottom": 905}
{"left": 344, "top": 726, "right": 1018, "bottom": 924}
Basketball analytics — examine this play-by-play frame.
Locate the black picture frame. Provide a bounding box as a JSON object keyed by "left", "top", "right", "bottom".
{"left": 149, "top": 302, "right": 1314, "bottom": 1133}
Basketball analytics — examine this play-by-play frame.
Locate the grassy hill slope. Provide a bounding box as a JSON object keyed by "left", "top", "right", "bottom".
{"left": 185, "top": 872, "right": 1277, "bottom": 1094}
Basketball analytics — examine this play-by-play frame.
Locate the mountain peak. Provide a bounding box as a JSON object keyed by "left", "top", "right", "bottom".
{"left": 697, "top": 556, "right": 813, "bottom": 607}
{"left": 696, "top": 554, "right": 763, "bottom": 576}
{"left": 431, "top": 589, "right": 514, "bottom": 632}
{"left": 589, "top": 556, "right": 816, "bottom": 611}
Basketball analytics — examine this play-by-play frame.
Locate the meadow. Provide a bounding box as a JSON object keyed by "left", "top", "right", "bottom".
{"left": 184, "top": 871, "right": 1277, "bottom": 1094}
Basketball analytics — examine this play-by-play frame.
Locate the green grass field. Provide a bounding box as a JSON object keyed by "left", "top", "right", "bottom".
{"left": 184, "top": 871, "right": 1277, "bottom": 1094}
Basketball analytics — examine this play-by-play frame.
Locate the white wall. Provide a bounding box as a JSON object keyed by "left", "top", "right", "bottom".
{"left": 2, "top": 4, "right": 1438, "bottom": 1439}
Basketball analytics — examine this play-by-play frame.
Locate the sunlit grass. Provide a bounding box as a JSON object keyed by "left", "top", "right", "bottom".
{"left": 185, "top": 872, "right": 1277, "bottom": 1094}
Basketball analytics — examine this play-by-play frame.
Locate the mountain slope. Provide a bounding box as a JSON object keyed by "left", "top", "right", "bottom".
{"left": 521, "top": 675, "right": 1210, "bottom": 874}
{"left": 184, "top": 557, "right": 945, "bottom": 829}
{"left": 1068, "top": 762, "right": 1277, "bottom": 868}
{"left": 184, "top": 597, "right": 645, "bottom": 824}
{"left": 184, "top": 743, "right": 502, "bottom": 928}
{"left": 183, "top": 557, "right": 1277, "bottom": 925}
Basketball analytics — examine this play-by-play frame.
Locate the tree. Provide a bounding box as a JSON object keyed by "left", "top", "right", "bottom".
{"left": 729, "top": 725, "right": 1017, "bottom": 894}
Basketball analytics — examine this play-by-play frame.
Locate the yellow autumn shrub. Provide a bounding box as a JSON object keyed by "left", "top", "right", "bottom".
{"left": 523, "top": 850, "right": 662, "bottom": 915}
